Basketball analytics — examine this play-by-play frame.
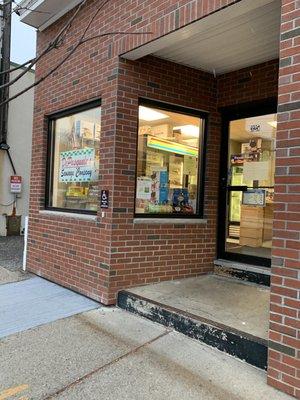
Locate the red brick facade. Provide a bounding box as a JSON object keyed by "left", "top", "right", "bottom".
{"left": 28, "top": 0, "right": 245, "bottom": 305}
{"left": 27, "top": 0, "right": 299, "bottom": 397}
{"left": 109, "top": 57, "right": 217, "bottom": 299}
{"left": 268, "top": 0, "right": 300, "bottom": 398}
{"left": 106, "top": 57, "right": 279, "bottom": 302}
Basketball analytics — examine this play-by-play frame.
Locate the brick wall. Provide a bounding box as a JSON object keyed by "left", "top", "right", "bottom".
{"left": 27, "top": 0, "right": 122, "bottom": 304}
{"left": 104, "top": 57, "right": 279, "bottom": 303}
{"left": 268, "top": 0, "right": 300, "bottom": 398}
{"left": 27, "top": 0, "right": 279, "bottom": 305}
{"left": 217, "top": 60, "right": 279, "bottom": 107}
{"left": 107, "top": 0, "right": 241, "bottom": 58}
{"left": 27, "top": 0, "right": 242, "bottom": 305}
{"left": 25, "top": 0, "right": 300, "bottom": 397}
{"left": 107, "top": 56, "right": 218, "bottom": 303}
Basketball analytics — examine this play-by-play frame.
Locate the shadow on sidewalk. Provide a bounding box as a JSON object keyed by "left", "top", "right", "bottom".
{"left": 0, "top": 236, "right": 29, "bottom": 284}
{"left": 0, "top": 236, "right": 24, "bottom": 270}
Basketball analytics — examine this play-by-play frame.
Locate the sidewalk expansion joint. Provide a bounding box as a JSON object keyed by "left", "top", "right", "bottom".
{"left": 42, "top": 329, "right": 171, "bottom": 399}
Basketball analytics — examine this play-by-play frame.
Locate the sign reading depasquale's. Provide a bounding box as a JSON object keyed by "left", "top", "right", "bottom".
{"left": 59, "top": 148, "right": 96, "bottom": 183}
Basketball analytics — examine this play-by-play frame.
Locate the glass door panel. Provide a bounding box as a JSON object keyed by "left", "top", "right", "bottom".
{"left": 224, "top": 113, "right": 276, "bottom": 262}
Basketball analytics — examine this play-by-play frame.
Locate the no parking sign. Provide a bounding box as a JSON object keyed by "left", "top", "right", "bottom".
{"left": 10, "top": 176, "right": 22, "bottom": 194}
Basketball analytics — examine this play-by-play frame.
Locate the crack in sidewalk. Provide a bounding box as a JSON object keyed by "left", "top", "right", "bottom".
{"left": 43, "top": 329, "right": 171, "bottom": 399}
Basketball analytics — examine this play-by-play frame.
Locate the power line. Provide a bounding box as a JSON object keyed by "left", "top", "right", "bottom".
{"left": 0, "top": 0, "right": 87, "bottom": 91}
{"left": 0, "top": 0, "right": 153, "bottom": 108}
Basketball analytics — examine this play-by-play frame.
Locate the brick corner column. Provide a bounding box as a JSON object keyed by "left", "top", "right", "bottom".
{"left": 268, "top": 1, "right": 300, "bottom": 398}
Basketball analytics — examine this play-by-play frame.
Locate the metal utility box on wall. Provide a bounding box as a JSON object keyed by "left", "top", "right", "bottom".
{"left": 6, "top": 215, "right": 21, "bottom": 236}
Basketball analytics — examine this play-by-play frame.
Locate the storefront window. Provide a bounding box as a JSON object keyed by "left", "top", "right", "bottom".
{"left": 47, "top": 103, "right": 101, "bottom": 213}
{"left": 135, "top": 101, "right": 206, "bottom": 217}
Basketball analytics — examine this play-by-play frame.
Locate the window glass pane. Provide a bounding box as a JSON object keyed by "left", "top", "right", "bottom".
{"left": 50, "top": 106, "right": 101, "bottom": 212}
{"left": 136, "top": 104, "right": 204, "bottom": 216}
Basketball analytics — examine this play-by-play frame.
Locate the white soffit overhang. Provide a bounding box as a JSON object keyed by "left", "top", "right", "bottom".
{"left": 19, "top": 0, "right": 82, "bottom": 30}
{"left": 122, "top": 0, "right": 281, "bottom": 75}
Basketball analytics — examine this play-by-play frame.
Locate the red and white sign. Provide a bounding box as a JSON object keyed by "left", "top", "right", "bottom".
{"left": 10, "top": 176, "right": 22, "bottom": 193}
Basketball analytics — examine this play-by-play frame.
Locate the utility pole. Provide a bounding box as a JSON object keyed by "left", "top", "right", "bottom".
{"left": 0, "top": 0, "right": 12, "bottom": 147}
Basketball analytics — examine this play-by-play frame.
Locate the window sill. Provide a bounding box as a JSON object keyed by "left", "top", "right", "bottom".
{"left": 39, "top": 210, "right": 98, "bottom": 221}
{"left": 133, "top": 218, "right": 208, "bottom": 225}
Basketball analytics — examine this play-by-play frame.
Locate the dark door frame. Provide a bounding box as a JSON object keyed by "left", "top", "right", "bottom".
{"left": 217, "top": 98, "right": 278, "bottom": 268}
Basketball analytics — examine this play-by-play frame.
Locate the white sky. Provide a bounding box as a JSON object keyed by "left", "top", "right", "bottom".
{"left": 11, "top": 12, "right": 36, "bottom": 65}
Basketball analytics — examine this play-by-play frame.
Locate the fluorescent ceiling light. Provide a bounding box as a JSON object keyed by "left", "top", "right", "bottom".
{"left": 268, "top": 121, "right": 277, "bottom": 128}
{"left": 174, "top": 125, "right": 199, "bottom": 137}
{"left": 147, "top": 136, "right": 198, "bottom": 157}
{"left": 139, "top": 106, "right": 169, "bottom": 121}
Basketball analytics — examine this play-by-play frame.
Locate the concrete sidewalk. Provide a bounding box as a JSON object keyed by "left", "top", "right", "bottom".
{"left": 0, "top": 277, "right": 99, "bottom": 338}
{"left": 0, "top": 308, "right": 291, "bottom": 400}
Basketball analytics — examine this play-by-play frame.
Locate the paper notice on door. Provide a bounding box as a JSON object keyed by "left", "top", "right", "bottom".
{"left": 136, "top": 177, "right": 152, "bottom": 200}
{"left": 243, "top": 161, "right": 270, "bottom": 181}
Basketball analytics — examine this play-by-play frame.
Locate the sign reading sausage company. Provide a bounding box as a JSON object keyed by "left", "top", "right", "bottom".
{"left": 59, "top": 148, "right": 95, "bottom": 183}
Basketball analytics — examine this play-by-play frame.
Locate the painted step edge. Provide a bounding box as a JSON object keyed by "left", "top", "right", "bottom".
{"left": 214, "top": 259, "right": 271, "bottom": 275}
{"left": 214, "top": 260, "right": 271, "bottom": 287}
{"left": 117, "top": 290, "right": 268, "bottom": 371}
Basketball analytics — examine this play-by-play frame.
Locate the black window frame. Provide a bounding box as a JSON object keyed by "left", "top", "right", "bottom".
{"left": 134, "top": 98, "right": 208, "bottom": 219}
{"left": 45, "top": 99, "right": 102, "bottom": 215}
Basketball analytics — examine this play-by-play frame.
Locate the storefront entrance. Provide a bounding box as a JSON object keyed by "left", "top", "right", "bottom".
{"left": 218, "top": 101, "right": 277, "bottom": 267}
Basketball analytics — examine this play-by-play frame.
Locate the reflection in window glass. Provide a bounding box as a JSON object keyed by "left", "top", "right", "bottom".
{"left": 50, "top": 106, "right": 101, "bottom": 212}
{"left": 135, "top": 104, "right": 204, "bottom": 216}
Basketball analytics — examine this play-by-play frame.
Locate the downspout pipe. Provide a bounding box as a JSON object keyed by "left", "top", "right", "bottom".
{"left": 0, "top": 1, "right": 17, "bottom": 197}
{"left": 0, "top": 0, "right": 12, "bottom": 146}
{"left": 5, "top": 146, "right": 16, "bottom": 175}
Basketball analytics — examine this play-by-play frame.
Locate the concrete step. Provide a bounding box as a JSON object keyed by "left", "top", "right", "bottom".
{"left": 214, "top": 259, "right": 271, "bottom": 287}
{"left": 117, "top": 275, "right": 269, "bottom": 370}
